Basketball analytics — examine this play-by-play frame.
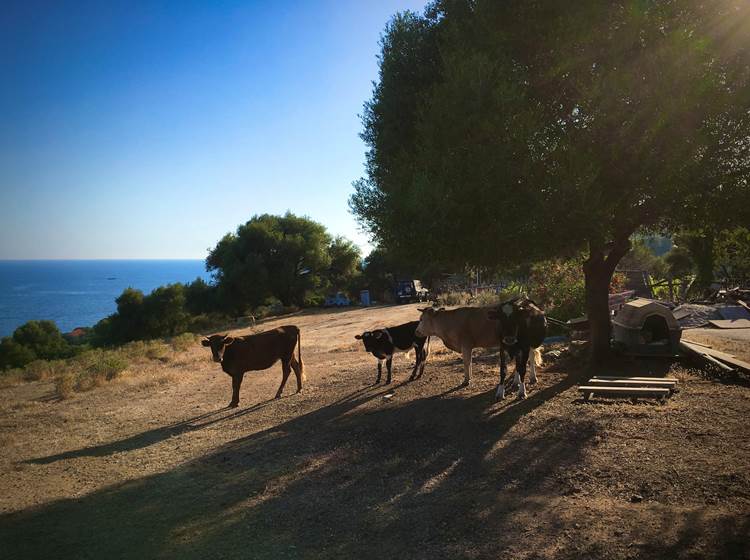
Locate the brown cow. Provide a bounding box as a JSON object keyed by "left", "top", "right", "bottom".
{"left": 202, "top": 325, "right": 304, "bottom": 408}
{"left": 415, "top": 306, "right": 541, "bottom": 398}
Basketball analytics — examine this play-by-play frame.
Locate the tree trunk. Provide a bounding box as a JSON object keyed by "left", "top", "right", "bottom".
{"left": 583, "top": 236, "right": 632, "bottom": 363}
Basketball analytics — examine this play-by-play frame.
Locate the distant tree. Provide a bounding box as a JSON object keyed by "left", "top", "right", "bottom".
{"left": 207, "top": 213, "right": 334, "bottom": 310}
{"left": 108, "top": 288, "right": 146, "bottom": 343}
{"left": 618, "top": 240, "right": 668, "bottom": 279}
{"left": 184, "top": 277, "right": 218, "bottom": 315}
{"left": 325, "top": 237, "right": 362, "bottom": 295}
{"left": 11, "top": 320, "right": 70, "bottom": 360}
{"left": 0, "top": 338, "right": 37, "bottom": 369}
{"left": 142, "top": 284, "right": 189, "bottom": 338}
{"left": 714, "top": 227, "right": 750, "bottom": 285}
{"left": 352, "top": 1, "right": 750, "bottom": 361}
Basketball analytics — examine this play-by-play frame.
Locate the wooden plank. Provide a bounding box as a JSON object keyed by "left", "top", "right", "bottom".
{"left": 681, "top": 339, "right": 712, "bottom": 348}
{"left": 680, "top": 341, "right": 750, "bottom": 372}
{"left": 592, "top": 376, "right": 678, "bottom": 382}
{"left": 708, "top": 319, "right": 750, "bottom": 329}
{"left": 579, "top": 386, "right": 670, "bottom": 394}
{"left": 700, "top": 353, "right": 735, "bottom": 372}
{"left": 588, "top": 379, "right": 676, "bottom": 388}
{"left": 579, "top": 386, "right": 670, "bottom": 400}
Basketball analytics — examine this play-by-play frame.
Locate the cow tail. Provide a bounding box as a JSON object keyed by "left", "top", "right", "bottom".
{"left": 297, "top": 328, "right": 305, "bottom": 382}
{"left": 533, "top": 347, "right": 543, "bottom": 367}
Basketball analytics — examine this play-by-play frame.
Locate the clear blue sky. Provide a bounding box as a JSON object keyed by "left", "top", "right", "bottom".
{"left": 0, "top": 0, "right": 426, "bottom": 259}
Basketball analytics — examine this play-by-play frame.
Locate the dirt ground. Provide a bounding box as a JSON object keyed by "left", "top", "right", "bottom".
{"left": 1, "top": 304, "right": 748, "bottom": 560}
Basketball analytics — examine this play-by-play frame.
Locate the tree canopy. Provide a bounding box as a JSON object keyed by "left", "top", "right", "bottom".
{"left": 351, "top": 0, "right": 750, "bottom": 359}
{"left": 207, "top": 213, "right": 361, "bottom": 311}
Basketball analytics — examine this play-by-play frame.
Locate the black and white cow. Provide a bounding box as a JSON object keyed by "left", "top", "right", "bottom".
{"left": 488, "top": 298, "right": 547, "bottom": 400}
{"left": 355, "top": 321, "right": 429, "bottom": 384}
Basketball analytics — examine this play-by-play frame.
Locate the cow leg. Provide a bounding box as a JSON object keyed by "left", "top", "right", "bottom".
{"left": 461, "top": 347, "right": 472, "bottom": 386}
{"left": 409, "top": 344, "right": 421, "bottom": 380}
{"left": 496, "top": 350, "right": 507, "bottom": 400}
{"left": 516, "top": 347, "right": 530, "bottom": 399}
{"left": 385, "top": 356, "right": 393, "bottom": 384}
{"left": 375, "top": 360, "right": 383, "bottom": 384}
{"left": 418, "top": 344, "right": 428, "bottom": 378}
{"left": 276, "top": 360, "right": 291, "bottom": 399}
{"left": 528, "top": 349, "right": 538, "bottom": 385}
{"left": 291, "top": 357, "right": 303, "bottom": 393}
{"left": 229, "top": 374, "right": 244, "bottom": 408}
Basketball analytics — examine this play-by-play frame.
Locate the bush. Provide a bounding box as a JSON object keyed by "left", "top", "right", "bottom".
{"left": 0, "top": 338, "right": 37, "bottom": 369}
{"left": 55, "top": 372, "right": 77, "bottom": 399}
{"left": 527, "top": 258, "right": 586, "bottom": 321}
{"left": 169, "top": 333, "right": 197, "bottom": 353}
{"left": 72, "top": 349, "right": 129, "bottom": 381}
{"left": 23, "top": 360, "right": 60, "bottom": 381}
{"left": 436, "top": 291, "right": 472, "bottom": 306}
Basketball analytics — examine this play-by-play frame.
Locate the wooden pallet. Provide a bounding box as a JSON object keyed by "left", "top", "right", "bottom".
{"left": 579, "top": 376, "right": 678, "bottom": 401}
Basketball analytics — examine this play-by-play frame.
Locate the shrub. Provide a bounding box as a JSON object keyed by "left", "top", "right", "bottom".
{"left": 436, "top": 291, "right": 472, "bottom": 306}
{"left": 23, "top": 360, "right": 60, "bottom": 381}
{"left": 527, "top": 258, "right": 586, "bottom": 321}
{"left": 169, "top": 333, "right": 197, "bottom": 353}
{"left": 0, "top": 338, "right": 37, "bottom": 369}
{"left": 55, "top": 372, "right": 77, "bottom": 399}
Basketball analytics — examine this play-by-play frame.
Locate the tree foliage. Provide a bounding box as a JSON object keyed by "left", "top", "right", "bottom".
{"left": 0, "top": 320, "right": 73, "bottom": 369}
{"left": 352, "top": 1, "right": 750, "bottom": 359}
{"left": 207, "top": 213, "right": 362, "bottom": 312}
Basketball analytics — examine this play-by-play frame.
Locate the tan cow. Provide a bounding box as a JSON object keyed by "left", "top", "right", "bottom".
{"left": 415, "top": 306, "right": 541, "bottom": 398}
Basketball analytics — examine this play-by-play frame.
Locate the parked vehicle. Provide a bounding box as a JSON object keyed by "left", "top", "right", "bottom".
{"left": 395, "top": 280, "right": 429, "bottom": 304}
{"left": 324, "top": 292, "right": 352, "bottom": 307}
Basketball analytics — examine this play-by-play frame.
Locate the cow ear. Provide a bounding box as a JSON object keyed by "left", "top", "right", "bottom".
{"left": 223, "top": 336, "right": 235, "bottom": 346}
{"left": 417, "top": 307, "right": 429, "bottom": 312}
{"left": 201, "top": 338, "right": 211, "bottom": 347}
{"left": 355, "top": 334, "right": 362, "bottom": 340}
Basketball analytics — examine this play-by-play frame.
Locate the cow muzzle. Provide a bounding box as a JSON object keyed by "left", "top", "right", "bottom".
{"left": 503, "top": 336, "right": 517, "bottom": 346}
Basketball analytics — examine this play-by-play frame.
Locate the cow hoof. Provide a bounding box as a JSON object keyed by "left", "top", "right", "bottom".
{"left": 495, "top": 386, "right": 505, "bottom": 401}
{"left": 517, "top": 383, "right": 527, "bottom": 399}
{"left": 228, "top": 402, "right": 239, "bottom": 409}
{"left": 275, "top": 394, "right": 282, "bottom": 400}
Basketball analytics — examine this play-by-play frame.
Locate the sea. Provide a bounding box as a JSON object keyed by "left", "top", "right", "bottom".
{"left": 0, "top": 260, "right": 211, "bottom": 338}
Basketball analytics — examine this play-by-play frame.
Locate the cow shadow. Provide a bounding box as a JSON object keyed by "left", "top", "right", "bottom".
{"left": 25, "top": 400, "right": 275, "bottom": 464}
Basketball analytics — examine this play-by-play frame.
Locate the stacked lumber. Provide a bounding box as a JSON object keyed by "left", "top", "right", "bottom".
{"left": 579, "top": 376, "right": 678, "bottom": 401}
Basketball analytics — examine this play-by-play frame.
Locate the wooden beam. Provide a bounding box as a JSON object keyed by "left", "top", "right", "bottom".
{"left": 680, "top": 341, "right": 750, "bottom": 372}
{"left": 592, "top": 376, "right": 678, "bottom": 382}
{"left": 588, "top": 379, "right": 676, "bottom": 389}
{"left": 680, "top": 339, "right": 712, "bottom": 349}
{"left": 579, "top": 386, "right": 671, "bottom": 400}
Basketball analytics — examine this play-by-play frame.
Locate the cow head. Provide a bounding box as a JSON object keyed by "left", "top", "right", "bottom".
{"left": 415, "top": 306, "right": 444, "bottom": 337}
{"left": 201, "top": 334, "right": 235, "bottom": 363}
{"left": 487, "top": 298, "right": 526, "bottom": 346}
{"left": 355, "top": 330, "right": 386, "bottom": 353}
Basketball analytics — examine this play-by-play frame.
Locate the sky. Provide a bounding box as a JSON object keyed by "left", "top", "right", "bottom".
{"left": 0, "top": 0, "right": 427, "bottom": 259}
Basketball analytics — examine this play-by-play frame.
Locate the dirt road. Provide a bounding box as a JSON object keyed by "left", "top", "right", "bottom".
{"left": 1, "top": 304, "right": 748, "bottom": 559}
